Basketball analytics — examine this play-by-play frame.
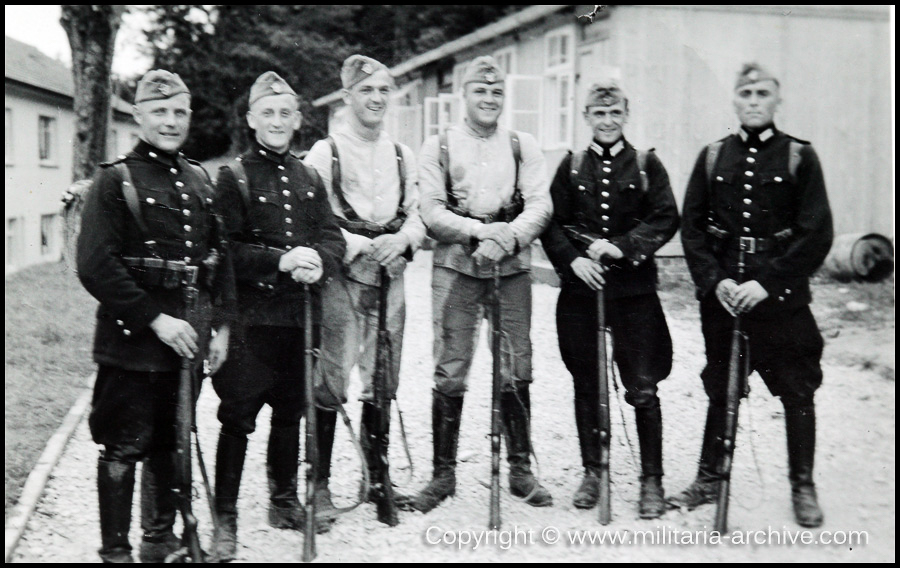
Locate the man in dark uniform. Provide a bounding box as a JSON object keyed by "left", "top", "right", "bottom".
{"left": 210, "top": 72, "right": 345, "bottom": 561}
{"left": 541, "top": 79, "right": 679, "bottom": 519}
{"left": 77, "top": 70, "right": 234, "bottom": 563}
{"left": 672, "top": 63, "right": 832, "bottom": 528}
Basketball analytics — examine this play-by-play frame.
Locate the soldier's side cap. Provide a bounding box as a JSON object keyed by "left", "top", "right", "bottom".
{"left": 735, "top": 63, "right": 780, "bottom": 89}
{"left": 585, "top": 78, "right": 625, "bottom": 108}
{"left": 134, "top": 69, "right": 190, "bottom": 103}
{"left": 341, "top": 55, "right": 390, "bottom": 89}
{"left": 462, "top": 56, "right": 506, "bottom": 86}
{"left": 249, "top": 71, "right": 298, "bottom": 106}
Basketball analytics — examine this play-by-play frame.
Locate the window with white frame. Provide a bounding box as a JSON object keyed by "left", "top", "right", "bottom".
{"left": 386, "top": 80, "right": 423, "bottom": 152}
{"left": 543, "top": 27, "right": 576, "bottom": 150}
{"left": 501, "top": 75, "right": 542, "bottom": 141}
{"left": 493, "top": 47, "right": 516, "bottom": 75}
{"left": 424, "top": 93, "right": 462, "bottom": 138}
{"left": 38, "top": 115, "right": 57, "bottom": 164}
{"left": 5, "top": 108, "right": 12, "bottom": 165}
{"left": 7, "top": 217, "right": 24, "bottom": 268}
{"left": 452, "top": 61, "right": 469, "bottom": 93}
{"left": 41, "top": 214, "right": 59, "bottom": 257}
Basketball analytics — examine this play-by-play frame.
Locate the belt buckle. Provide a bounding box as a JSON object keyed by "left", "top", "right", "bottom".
{"left": 739, "top": 236, "right": 757, "bottom": 254}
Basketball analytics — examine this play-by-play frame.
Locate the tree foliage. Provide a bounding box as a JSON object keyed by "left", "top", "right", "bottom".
{"left": 139, "top": 5, "right": 520, "bottom": 160}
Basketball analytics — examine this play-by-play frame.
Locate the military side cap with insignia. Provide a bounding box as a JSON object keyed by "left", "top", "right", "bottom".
{"left": 134, "top": 69, "right": 190, "bottom": 103}
{"left": 341, "top": 55, "right": 390, "bottom": 89}
{"left": 585, "top": 78, "right": 625, "bottom": 108}
{"left": 249, "top": 71, "right": 298, "bottom": 105}
{"left": 735, "top": 63, "right": 779, "bottom": 89}
{"left": 462, "top": 56, "right": 505, "bottom": 86}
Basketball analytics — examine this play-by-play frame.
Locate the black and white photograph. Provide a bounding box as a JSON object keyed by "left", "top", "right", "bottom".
{"left": 5, "top": 5, "right": 894, "bottom": 563}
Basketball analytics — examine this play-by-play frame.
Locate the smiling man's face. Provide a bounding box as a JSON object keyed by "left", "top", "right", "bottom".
{"left": 247, "top": 93, "right": 301, "bottom": 153}
{"left": 584, "top": 100, "right": 628, "bottom": 145}
{"left": 133, "top": 93, "right": 192, "bottom": 152}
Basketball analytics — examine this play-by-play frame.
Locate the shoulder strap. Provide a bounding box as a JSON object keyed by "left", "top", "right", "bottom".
{"left": 788, "top": 140, "right": 803, "bottom": 178}
{"left": 438, "top": 131, "right": 456, "bottom": 207}
{"left": 394, "top": 142, "right": 406, "bottom": 210}
{"left": 114, "top": 163, "right": 150, "bottom": 237}
{"left": 509, "top": 131, "right": 521, "bottom": 191}
{"left": 229, "top": 158, "right": 252, "bottom": 212}
{"left": 705, "top": 141, "right": 724, "bottom": 186}
{"left": 635, "top": 149, "right": 649, "bottom": 193}
{"left": 325, "top": 136, "right": 363, "bottom": 221}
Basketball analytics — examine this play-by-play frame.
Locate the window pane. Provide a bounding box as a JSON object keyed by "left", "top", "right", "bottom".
{"left": 39, "top": 116, "right": 55, "bottom": 161}
{"left": 560, "top": 36, "right": 569, "bottom": 64}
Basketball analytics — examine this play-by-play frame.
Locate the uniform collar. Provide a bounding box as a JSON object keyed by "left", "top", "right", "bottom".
{"left": 461, "top": 119, "right": 500, "bottom": 140}
{"left": 589, "top": 138, "right": 626, "bottom": 159}
{"left": 738, "top": 125, "right": 776, "bottom": 144}
{"left": 251, "top": 139, "right": 290, "bottom": 164}
{"left": 133, "top": 139, "right": 179, "bottom": 168}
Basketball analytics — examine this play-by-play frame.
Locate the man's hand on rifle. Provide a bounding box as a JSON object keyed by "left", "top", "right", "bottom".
{"left": 369, "top": 233, "right": 409, "bottom": 264}
{"left": 279, "top": 246, "right": 322, "bottom": 273}
{"left": 208, "top": 324, "right": 230, "bottom": 374}
{"left": 150, "top": 313, "right": 199, "bottom": 359}
{"left": 715, "top": 278, "right": 740, "bottom": 317}
{"left": 473, "top": 239, "right": 508, "bottom": 267}
{"left": 474, "top": 222, "right": 517, "bottom": 254}
{"left": 587, "top": 238, "right": 624, "bottom": 263}
{"left": 291, "top": 265, "right": 324, "bottom": 284}
{"left": 733, "top": 280, "right": 768, "bottom": 314}
{"left": 571, "top": 257, "right": 606, "bottom": 290}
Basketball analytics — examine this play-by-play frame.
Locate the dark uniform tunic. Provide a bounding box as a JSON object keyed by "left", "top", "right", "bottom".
{"left": 213, "top": 141, "right": 345, "bottom": 435}
{"left": 77, "top": 139, "right": 234, "bottom": 461}
{"left": 541, "top": 139, "right": 679, "bottom": 409}
{"left": 681, "top": 127, "right": 833, "bottom": 407}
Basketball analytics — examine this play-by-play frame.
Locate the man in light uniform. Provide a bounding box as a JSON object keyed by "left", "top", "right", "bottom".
{"left": 402, "top": 56, "right": 554, "bottom": 512}
{"left": 305, "top": 55, "right": 425, "bottom": 521}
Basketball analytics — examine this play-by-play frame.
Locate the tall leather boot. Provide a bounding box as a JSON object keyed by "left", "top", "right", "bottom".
{"left": 360, "top": 401, "right": 401, "bottom": 525}
{"left": 138, "top": 451, "right": 180, "bottom": 563}
{"left": 668, "top": 403, "right": 725, "bottom": 510}
{"left": 266, "top": 422, "right": 304, "bottom": 530}
{"left": 572, "top": 396, "right": 601, "bottom": 509}
{"left": 502, "top": 386, "right": 553, "bottom": 507}
{"left": 635, "top": 405, "right": 665, "bottom": 519}
{"left": 398, "top": 391, "right": 462, "bottom": 513}
{"left": 97, "top": 458, "right": 136, "bottom": 563}
{"left": 210, "top": 431, "right": 247, "bottom": 563}
{"left": 785, "top": 405, "right": 824, "bottom": 527}
{"left": 313, "top": 407, "right": 338, "bottom": 531}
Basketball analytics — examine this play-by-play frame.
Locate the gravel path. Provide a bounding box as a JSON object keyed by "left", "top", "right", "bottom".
{"left": 10, "top": 252, "right": 895, "bottom": 562}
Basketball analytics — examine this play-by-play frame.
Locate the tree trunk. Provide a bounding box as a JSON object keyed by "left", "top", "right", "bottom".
{"left": 60, "top": 5, "right": 124, "bottom": 183}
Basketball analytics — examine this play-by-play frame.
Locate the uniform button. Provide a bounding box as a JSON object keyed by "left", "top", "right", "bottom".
{"left": 746, "top": 157, "right": 755, "bottom": 163}
{"left": 123, "top": 329, "right": 131, "bottom": 336}
{"left": 601, "top": 203, "right": 610, "bottom": 210}
{"left": 170, "top": 168, "right": 178, "bottom": 174}
{"left": 640, "top": 254, "right": 647, "bottom": 260}
{"left": 278, "top": 165, "right": 285, "bottom": 171}
{"left": 146, "top": 197, "right": 156, "bottom": 204}
{"left": 284, "top": 204, "right": 292, "bottom": 210}
{"left": 602, "top": 179, "right": 610, "bottom": 185}
{"left": 175, "top": 181, "right": 184, "bottom": 188}
{"left": 744, "top": 184, "right": 752, "bottom": 190}
{"left": 148, "top": 151, "right": 158, "bottom": 158}
{"left": 307, "top": 191, "right": 314, "bottom": 198}
{"left": 286, "top": 245, "right": 292, "bottom": 250}
{"left": 116, "top": 319, "right": 124, "bottom": 326}
{"left": 184, "top": 225, "right": 192, "bottom": 232}
{"left": 182, "top": 193, "right": 190, "bottom": 201}
{"left": 633, "top": 260, "right": 640, "bottom": 266}
{"left": 774, "top": 176, "right": 783, "bottom": 183}
{"left": 742, "top": 212, "right": 751, "bottom": 218}
{"left": 281, "top": 176, "right": 289, "bottom": 183}
{"left": 206, "top": 197, "right": 213, "bottom": 204}
{"left": 259, "top": 196, "right": 267, "bottom": 202}
{"left": 601, "top": 191, "right": 609, "bottom": 198}
{"left": 186, "top": 241, "right": 194, "bottom": 248}
{"left": 743, "top": 198, "right": 752, "bottom": 205}
{"left": 578, "top": 185, "right": 586, "bottom": 191}
{"left": 749, "top": 147, "right": 758, "bottom": 153}
{"left": 603, "top": 167, "right": 611, "bottom": 173}
{"left": 267, "top": 284, "right": 274, "bottom": 290}
{"left": 183, "top": 209, "right": 191, "bottom": 216}
{"left": 601, "top": 215, "right": 609, "bottom": 221}
{"left": 785, "top": 289, "right": 792, "bottom": 294}
{"left": 285, "top": 217, "right": 292, "bottom": 224}
{"left": 602, "top": 227, "right": 610, "bottom": 233}
{"left": 778, "top": 296, "right": 785, "bottom": 302}
{"left": 259, "top": 149, "right": 267, "bottom": 156}
{"left": 283, "top": 190, "right": 290, "bottom": 197}
{"left": 743, "top": 227, "right": 751, "bottom": 233}
{"left": 603, "top": 160, "right": 611, "bottom": 165}
{"left": 286, "top": 231, "right": 293, "bottom": 237}
{"left": 716, "top": 176, "right": 724, "bottom": 182}
{"left": 745, "top": 171, "right": 754, "bottom": 177}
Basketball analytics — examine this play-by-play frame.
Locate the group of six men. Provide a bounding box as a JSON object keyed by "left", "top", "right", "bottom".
{"left": 77, "top": 54, "right": 832, "bottom": 563}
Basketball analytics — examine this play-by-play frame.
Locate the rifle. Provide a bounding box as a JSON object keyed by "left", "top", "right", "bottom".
{"left": 372, "top": 266, "right": 399, "bottom": 526}
{"left": 596, "top": 287, "right": 611, "bottom": 526}
{"left": 172, "top": 266, "right": 204, "bottom": 563}
{"left": 488, "top": 264, "right": 503, "bottom": 530}
{"left": 302, "top": 284, "right": 317, "bottom": 562}
{"left": 714, "top": 246, "right": 748, "bottom": 533}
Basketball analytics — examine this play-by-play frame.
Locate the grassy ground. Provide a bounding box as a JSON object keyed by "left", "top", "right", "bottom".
{"left": 5, "top": 261, "right": 97, "bottom": 521}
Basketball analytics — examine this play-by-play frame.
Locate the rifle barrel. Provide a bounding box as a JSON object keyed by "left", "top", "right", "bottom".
{"left": 596, "top": 288, "right": 611, "bottom": 525}
{"left": 489, "top": 265, "right": 502, "bottom": 530}
{"left": 302, "top": 284, "right": 317, "bottom": 562}
{"left": 374, "top": 266, "right": 399, "bottom": 526}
